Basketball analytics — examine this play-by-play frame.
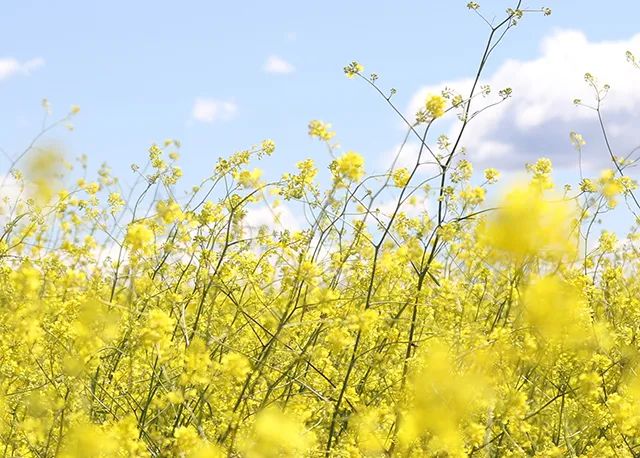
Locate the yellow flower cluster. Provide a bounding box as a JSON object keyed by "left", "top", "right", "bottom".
{"left": 24, "top": 147, "right": 67, "bottom": 204}
{"left": 460, "top": 185, "right": 486, "bottom": 205}
{"left": 3, "top": 8, "right": 640, "bottom": 455}
{"left": 481, "top": 182, "right": 576, "bottom": 260}
{"left": 331, "top": 150, "right": 365, "bottom": 185}
{"left": 343, "top": 61, "right": 364, "bottom": 79}
{"left": 235, "top": 168, "right": 263, "bottom": 189}
{"left": 156, "top": 199, "right": 184, "bottom": 224}
{"left": 599, "top": 169, "right": 625, "bottom": 207}
{"left": 483, "top": 167, "right": 500, "bottom": 183}
{"left": 125, "top": 221, "right": 154, "bottom": 252}
{"left": 308, "top": 120, "right": 335, "bottom": 141}
{"left": 392, "top": 167, "right": 410, "bottom": 187}
{"left": 4, "top": 130, "right": 639, "bottom": 457}
{"left": 425, "top": 94, "right": 447, "bottom": 119}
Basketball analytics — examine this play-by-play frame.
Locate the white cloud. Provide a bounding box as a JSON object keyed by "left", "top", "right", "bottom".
{"left": 191, "top": 98, "right": 238, "bottom": 123}
{"left": 378, "top": 141, "right": 441, "bottom": 176}
{"left": 91, "top": 242, "right": 124, "bottom": 267}
{"left": 374, "top": 194, "right": 433, "bottom": 220}
{"left": 263, "top": 55, "right": 295, "bottom": 74}
{"left": 0, "top": 57, "right": 44, "bottom": 81}
{"left": 244, "top": 204, "right": 299, "bottom": 233}
{"left": 407, "top": 30, "right": 640, "bottom": 171}
{"left": 0, "top": 174, "right": 23, "bottom": 219}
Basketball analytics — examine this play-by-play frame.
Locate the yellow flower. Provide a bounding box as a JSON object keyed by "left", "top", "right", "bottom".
{"left": 241, "top": 407, "right": 316, "bottom": 458}
{"left": 522, "top": 275, "right": 591, "bottom": 347}
{"left": 236, "top": 168, "right": 263, "bottom": 189}
{"left": 392, "top": 167, "right": 411, "bottom": 187}
{"left": 24, "top": 147, "right": 66, "bottom": 204}
{"left": 180, "top": 338, "right": 211, "bottom": 386}
{"left": 174, "top": 426, "right": 224, "bottom": 458}
{"left": 84, "top": 182, "right": 100, "bottom": 195}
{"left": 12, "top": 261, "right": 41, "bottom": 296}
{"left": 580, "top": 178, "right": 597, "bottom": 193}
{"left": 156, "top": 199, "right": 184, "bottom": 224}
{"left": 107, "top": 192, "right": 125, "bottom": 211}
{"left": 460, "top": 186, "right": 485, "bottom": 205}
{"left": 332, "top": 150, "right": 365, "bottom": 184}
{"left": 308, "top": 120, "right": 335, "bottom": 141}
{"left": 124, "top": 221, "right": 154, "bottom": 251}
{"left": 483, "top": 167, "right": 500, "bottom": 183}
{"left": 425, "top": 94, "right": 446, "bottom": 119}
{"left": 344, "top": 61, "right": 364, "bottom": 78}
{"left": 481, "top": 184, "right": 576, "bottom": 260}
{"left": 599, "top": 169, "right": 624, "bottom": 208}
{"left": 220, "top": 352, "right": 251, "bottom": 380}
{"left": 598, "top": 230, "right": 617, "bottom": 252}
{"left": 527, "top": 157, "right": 554, "bottom": 189}
{"left": 401, "top": 341, "right": 494, "bottom": 456}
{"left": 570, "top": 131, "right": 586, "bottom": 150}
{"left": 261, "top": 139, "right": 276, "bottom": 155}
{"left": 141, "top": 309, "right": 175, "bottom": 360}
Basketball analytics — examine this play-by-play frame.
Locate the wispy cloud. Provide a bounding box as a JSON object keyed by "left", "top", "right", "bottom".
{"left": 191, "top": 98, "right": 238, "bottom": 123}
{"left": 244, "top": 204, "right": 300, "bottom": 234}
{"left": 0, "top": 57, "right": 45, "bottom": 81}
{"left": 263, "top": 55, "right": 295, "bottom": 74}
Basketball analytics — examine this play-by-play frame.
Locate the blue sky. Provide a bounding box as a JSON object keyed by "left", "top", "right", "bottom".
{"left": 2, "top": 1, "right": 640, "bottom": 196}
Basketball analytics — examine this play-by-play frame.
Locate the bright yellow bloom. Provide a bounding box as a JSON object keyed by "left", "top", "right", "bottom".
{"left": 332, "top": 150, "right": 365, "bottom": 184}
{"left": 180, "top": 338, "right": 211, "bottom": 386}
{"left": 261, "top": 139, "right": 276, "bottom": 155}
{"left": 156, "top": 199, "right": 185, "bottom": 224}
{"left": 528, "top": 157, "right": 554, "bottom": 189}
{"left": 425, "top": 94, "right": 447, "bottom": 119}
{"left": 599, "top": 230, "right": 617, "bottom": 252}
{"left": 174, "top": 426, "right": 224, "bottom": 458}
{"left": 392, "top": 167, "right": 411, "bottom": 187}
{"left": 481, "top": 184, "right": 576, "bottom": 260}
{"left": 460, "top": 186, "right": 485, "bottom": 205}
{"left": 599, "top": 169, "right": 624, "bottom": 208}
{"left": 236, "top": 168, "right": 263, "bottom": 189}
{"left": 220, "top": 352, "right": 251, "bottom": 380}
{"left": 24, "top": 147, "right": 66, "bottom": 204}
{"left": 241, "top": 407, "right": 316, "bottom": 458}
{"left": 522, "top": 275, "right": 590, "bottom": 347}
{"left": 483, "top": 167, "right": 500, "bottom": 183}
{"left": 344, "top": 61, "right": 364, "bottom": 78}
{"left": 580, "top": 178, "right": 597, "bottom": 193}
{"left": 5, "top": 38, "right": 640, "bottom": 457}
{"left": 125, "top": 221, "right": 154, "bottom": 251}
{"left": 401, "top": 341, "right": 494, "bottom": 456}
{"left": 308, "top": 120, "right": 335, "bottom": 141}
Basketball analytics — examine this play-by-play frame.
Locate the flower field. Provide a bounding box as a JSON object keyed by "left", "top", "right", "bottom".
{"left": 3, "top": 3, "right": 640, "bottom": 457}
